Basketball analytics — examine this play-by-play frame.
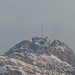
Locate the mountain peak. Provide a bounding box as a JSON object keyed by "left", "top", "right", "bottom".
{"left": 4, "top": 36, "right": 74, "bottom": 56}
{"left": 1, "top": 36, "right": 75, "bottom": 75}
{"left": 32, "top": 36, "right": 51, "bottom": 43}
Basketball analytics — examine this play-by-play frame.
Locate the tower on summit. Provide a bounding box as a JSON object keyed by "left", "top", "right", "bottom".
{"left": 41, "top": 22, "right": 43, "bottom": 39}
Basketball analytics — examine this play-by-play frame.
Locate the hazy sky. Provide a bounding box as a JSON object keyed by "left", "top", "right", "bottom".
{"left": 0, "top": 0, "right": 75, "bottom": 53}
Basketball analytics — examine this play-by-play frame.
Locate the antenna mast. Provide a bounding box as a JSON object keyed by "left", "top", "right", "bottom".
{"left": 41, "top": 22, "right": 43, "bottom": 39}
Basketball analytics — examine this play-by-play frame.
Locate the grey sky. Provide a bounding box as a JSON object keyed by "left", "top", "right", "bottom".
{"left": 0, "top": 0, "right": 75, "bottom": 53}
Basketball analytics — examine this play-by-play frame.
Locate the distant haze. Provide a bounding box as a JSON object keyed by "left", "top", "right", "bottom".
{"left": 0, "top": 0, "right": 75, "bottom": 53}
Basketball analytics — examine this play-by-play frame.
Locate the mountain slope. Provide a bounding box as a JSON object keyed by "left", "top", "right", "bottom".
{"left": 0, "top": 36, "right": 75, "bottom": 75}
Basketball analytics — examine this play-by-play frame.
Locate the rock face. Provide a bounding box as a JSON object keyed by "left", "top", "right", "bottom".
{"left": 0, "top": 36, "right": 75, "bottom": 75}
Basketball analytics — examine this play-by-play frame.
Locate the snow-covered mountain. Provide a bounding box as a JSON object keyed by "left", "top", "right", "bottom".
{"left": 0, "top": 36, "right": 75, "bottom": 75}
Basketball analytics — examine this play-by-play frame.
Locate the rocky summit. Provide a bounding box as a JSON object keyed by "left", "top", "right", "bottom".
{"left": 0, "top": 36, "right": 75, "bottom": 75}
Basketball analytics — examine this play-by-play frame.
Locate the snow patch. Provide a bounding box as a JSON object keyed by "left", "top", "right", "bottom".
{"left": 51, "top": 54, "right": 62, "bottom": 63}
